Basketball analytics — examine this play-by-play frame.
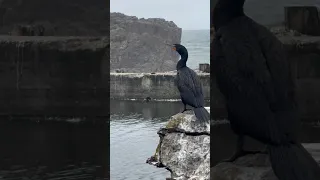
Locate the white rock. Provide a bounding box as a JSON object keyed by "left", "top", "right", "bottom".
{"left": 147, "top": 108, "right": 210, "bottom": 180}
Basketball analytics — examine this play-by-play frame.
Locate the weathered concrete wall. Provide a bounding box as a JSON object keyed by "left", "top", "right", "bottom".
{"left": 0, "top": 36, "right": 109, "bottom": 116}
{"left": 211, "top": 0, "right": 320, "bottom": 26}
{"left": 245, "top": 0, "right": 320, "bottom": 26}
{"left": 282, "top": 35, "right": 320, "bottom": 121}
{"left": 110, "top": 13, "right": 182, "bottom": 73}
{"left": 0, "top": 0, "right": 108, "bottom": 36}
{"left": 110, "top": 73, "right": 210, "bottom": 100}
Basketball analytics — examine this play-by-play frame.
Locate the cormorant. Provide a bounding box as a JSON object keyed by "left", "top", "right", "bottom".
{"left": 170, "top": 44, "right": 210, "bottom": 123}
{"left": 212, "top": 0, "right": 320, "bottom": 179}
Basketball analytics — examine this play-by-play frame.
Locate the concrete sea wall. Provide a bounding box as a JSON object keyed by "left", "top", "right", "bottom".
{"left": 110, "top": 73, "right": 210, "bottom": 100}
{"left": 111, "top": 34, "right": 320, "bottom": 121}
{"left": 0, "top": 36, "right": 109, "bottom": 116}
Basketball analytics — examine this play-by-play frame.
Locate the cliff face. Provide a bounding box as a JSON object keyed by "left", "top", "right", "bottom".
{"left": 0, "top": 0, "right": 108, "bottom": 36}
{"left": 110, "top": 12, "right": 182, "bottom": 73}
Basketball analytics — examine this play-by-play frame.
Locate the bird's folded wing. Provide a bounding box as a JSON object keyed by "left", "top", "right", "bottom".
{"left": 215, "top": 29, "right": 286, "bottom": 144}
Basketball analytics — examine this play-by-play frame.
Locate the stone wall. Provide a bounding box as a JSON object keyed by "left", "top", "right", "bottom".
{"left": 0, "top": 36, "right": 109, "bottom": 116}
{"left": 110, "top": 73, "right": 210, "bottom": 100}
{"left": 110, "top": 13, "right": 182, "bottom": 73}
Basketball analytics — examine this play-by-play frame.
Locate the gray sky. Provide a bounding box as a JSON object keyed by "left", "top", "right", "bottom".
{"left": 110, "top": 0, "right": 210, "bottom": 30}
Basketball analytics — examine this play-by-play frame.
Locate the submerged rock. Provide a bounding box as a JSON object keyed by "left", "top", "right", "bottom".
{"left": 110, "top": 12, "right": 182, "bottom": 73}
{"left": 147, "top": 107, "right": 210, "bottom": 180}
{"left": 211, "top": 144, "right": 320, "bottom": 180}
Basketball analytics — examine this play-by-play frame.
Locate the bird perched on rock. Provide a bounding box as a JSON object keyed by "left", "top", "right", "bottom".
{"left": 167, "top": 43, "right": 210, "bottom": 123}
{"left": 212, "top": 0, "right": 320, "bottom": 179}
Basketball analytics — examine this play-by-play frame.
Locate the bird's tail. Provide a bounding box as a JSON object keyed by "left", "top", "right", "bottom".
{"left": 268, "top": 143, "right": 320, "bottom": 180}
{"left": 194, "top": 107, "right": 210, "bottom": 123}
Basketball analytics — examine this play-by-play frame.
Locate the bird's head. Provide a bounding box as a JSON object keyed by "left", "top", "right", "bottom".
{"left": 168, "top": 43, "right": 188, "bottom": 57}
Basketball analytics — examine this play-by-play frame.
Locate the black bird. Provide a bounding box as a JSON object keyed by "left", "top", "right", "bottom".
{"left": 212, "top": 0, "right": 320, "bottom": 180}
{"left": 169, "top": 44, "right": 210, "bottom": 123}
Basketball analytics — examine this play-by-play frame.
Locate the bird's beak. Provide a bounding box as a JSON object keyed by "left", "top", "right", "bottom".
{"left": 164, "top": 43, "right": 176, "bottom": 51}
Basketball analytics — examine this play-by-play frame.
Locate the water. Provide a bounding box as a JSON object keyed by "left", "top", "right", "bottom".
{"left": 181, "top": 30, "right": 210, "bottom": 70}
{"left": 0, "top": 117, "right": 109, "bottom": 179}
{"left": 110, "top": 100, "right": 209, "bottom": 180}
{"left": 110, "top": 100, "right": 320, "bottom": 179}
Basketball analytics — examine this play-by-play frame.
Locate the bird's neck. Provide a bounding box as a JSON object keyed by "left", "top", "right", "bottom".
{"left": 176, "top": 54, "right": 188, "bottom": 70}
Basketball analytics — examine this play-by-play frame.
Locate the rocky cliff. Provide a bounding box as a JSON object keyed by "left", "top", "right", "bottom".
{"left": 146, "top": 107, "right": 210, "bottom": 180}
{"left": 110, "top": 12, "right": 182, "bottom": 73}
{"left": 0, "top": 0, "right": 108, "bottom": 36}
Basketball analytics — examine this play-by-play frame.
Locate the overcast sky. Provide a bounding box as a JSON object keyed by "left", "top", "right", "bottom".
{"left": 110, "top": 0, "right": 210, "bottom": 30}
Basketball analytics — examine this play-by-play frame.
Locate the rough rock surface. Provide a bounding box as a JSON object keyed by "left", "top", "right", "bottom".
{"left": 211, "top": 144, "right": 320, "bottom": 180}
{"left": 147, "top": 107, "right": 210, "bottom": 180}
{"left": 110, "top": 12, "right": 182, "bottom": 73}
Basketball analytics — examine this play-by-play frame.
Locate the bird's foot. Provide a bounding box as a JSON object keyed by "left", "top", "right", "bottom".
{"left": 220, "top": 150, "right": 263, "bottom": 163}
{"left": 181, "top": 109, "right": 192, "bottom": 113}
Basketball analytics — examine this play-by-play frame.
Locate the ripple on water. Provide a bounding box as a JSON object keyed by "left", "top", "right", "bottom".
{"left": 110, "top": 114, "right": 169, "bottom": 180}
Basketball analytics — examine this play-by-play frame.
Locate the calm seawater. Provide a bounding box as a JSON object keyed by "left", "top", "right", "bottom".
{"left": 181, "top": 30, "right": 210, "bottom": 70}
{"left": 110, "top": 100, "right": 209, "bottom": 180}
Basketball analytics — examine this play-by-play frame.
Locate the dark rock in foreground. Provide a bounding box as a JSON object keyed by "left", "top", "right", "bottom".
{"left": 110, "top": 12, "right": 182, "bottom": 73}
{"left": 211, "top": 144, "right": 320, "bottom": 180}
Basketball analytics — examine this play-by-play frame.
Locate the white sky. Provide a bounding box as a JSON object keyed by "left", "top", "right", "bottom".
{"left": 110, "top": 0, "right": 210, "bottom": 30}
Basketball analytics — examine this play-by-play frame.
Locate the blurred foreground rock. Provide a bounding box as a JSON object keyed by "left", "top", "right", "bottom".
{"left": 110, "top": 12, "right": 182, "bottom": 73}
{"left": 147, "top": 107, "right": 210, "bottom": 180}
{"left": 211, "top": 144, "right": 320, "bottom": 180}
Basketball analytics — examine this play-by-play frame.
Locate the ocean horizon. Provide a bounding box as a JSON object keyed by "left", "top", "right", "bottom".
{"left": 181, "top": 29, "right": 210, "bottom": 70}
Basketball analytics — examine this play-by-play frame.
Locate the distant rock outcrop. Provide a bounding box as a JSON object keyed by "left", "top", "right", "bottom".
{"left": 110, "top": 12, "right": 182, "bottom": 73}
{"left": 146, "top": 108, "right": 210, "bottom": 180}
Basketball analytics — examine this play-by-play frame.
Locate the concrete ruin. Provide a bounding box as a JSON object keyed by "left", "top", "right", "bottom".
{"left": 110, "top": 72, "right": 210, "bottom": 100}
{"left": 0, "top": 36, "right": 109, "bottom": 116}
